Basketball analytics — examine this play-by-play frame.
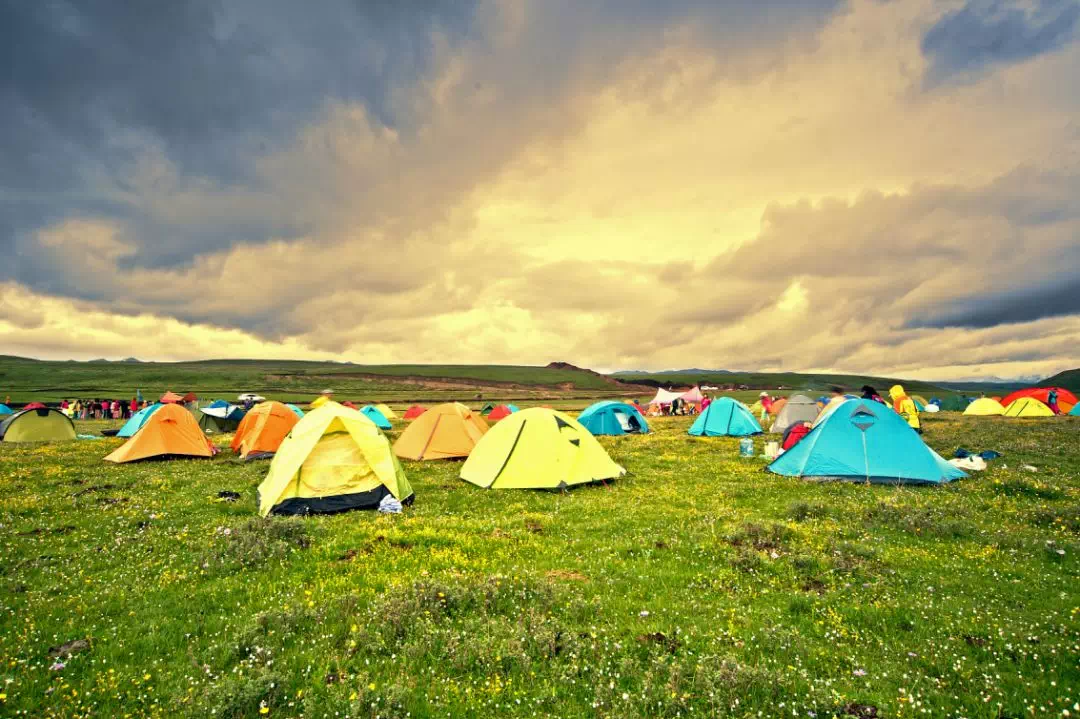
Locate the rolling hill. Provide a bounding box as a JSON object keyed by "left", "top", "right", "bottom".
{"left": 1039, "top": 368, "right": 1080, "bottom": 393}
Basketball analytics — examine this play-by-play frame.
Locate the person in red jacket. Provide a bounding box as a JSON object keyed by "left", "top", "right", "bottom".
{"left": 782, "top": 421, "right": 812, "bottom": 451}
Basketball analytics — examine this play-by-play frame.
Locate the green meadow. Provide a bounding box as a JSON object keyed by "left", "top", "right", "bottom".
{"left": 1, "top": 410, "right": 1078, "bottom": 718}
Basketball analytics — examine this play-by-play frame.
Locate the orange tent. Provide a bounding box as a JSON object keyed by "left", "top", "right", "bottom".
{"left": 231, "top": 401, "right": 300, "bottom": 460}
{"left": 769, "top": 397, "right": 788, "bottom": 417}
{"left": 403, "top": 405, "right": 427, "bottom": 420}
{"left": 160, "top": 391, "right": 184, "bottom": 404}
{"left": 104, "top": 404, "right": 213, "bottom": 463}
{"left": 393, "top": 403, "right": 488, "bottom": 460}
{"left": 1000, "top": 387, "right": 1077, "bottom": 414}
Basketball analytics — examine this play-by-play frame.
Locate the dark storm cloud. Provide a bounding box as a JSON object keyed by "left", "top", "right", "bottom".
{"left": 922, "top": 0, "right": 1080, "bottom": 86}
{"left": 912, "top": 271, "right": 1080, "bottom": 328}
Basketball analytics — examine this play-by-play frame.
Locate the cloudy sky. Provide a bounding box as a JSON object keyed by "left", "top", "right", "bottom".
{"left": 3, "top": 0, "right": 1079, "bottom": 380}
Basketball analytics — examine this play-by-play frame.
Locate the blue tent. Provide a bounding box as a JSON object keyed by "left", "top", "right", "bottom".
{"left": 286, "top": 404, "right": 305, "bottom": 418}
{"left": 1069, "top": 404, "right": 1080, "bottom": 417}
{"left": 207, "top": 399, "right": 230, "bottom": 409}
{"left": 688, "top": 398, "right": 762, "bottom": 437}
{"left": 360, "top": 405, "right": 392, "bottom": 430}
{"left": 0, "top": 404, "right": 13, "bottom": 415}
{"left": 578, "top": 401, "right": 649, "bottom": 436}
{"left": 767, "top": 399, "right": 965, "bottom": 485}
{"left": 117, "top": 403, "right": 164, "bottom": 438}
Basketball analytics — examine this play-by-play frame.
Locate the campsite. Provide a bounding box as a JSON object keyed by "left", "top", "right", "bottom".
{"left": 1, "top": 359, "right": 1078, "bottom": 718}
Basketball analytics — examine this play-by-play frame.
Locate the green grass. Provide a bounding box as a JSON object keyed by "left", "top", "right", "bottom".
{"left": 2, "top": 411, "right": 1079, "bottom": 717}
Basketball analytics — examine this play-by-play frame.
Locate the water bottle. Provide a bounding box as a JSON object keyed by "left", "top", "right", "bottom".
{"left": 739, "top": 437, "right": 754, "bottom": 457}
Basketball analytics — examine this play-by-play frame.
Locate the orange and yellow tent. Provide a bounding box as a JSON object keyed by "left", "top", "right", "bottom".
{"left": 231, "top": 401, "right": 300, "bottom": 460}
{"left": 104, "top": 404, "right": 213, "bottom": 463}
{"left": 160, "top": 391, "right": 185, "bottom": 404}
{"left": 393, "top": 403, "right": 488, "bottom": 460}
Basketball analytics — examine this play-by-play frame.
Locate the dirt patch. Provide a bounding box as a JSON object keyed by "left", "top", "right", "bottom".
{"left": 545, "top": 569, "right": 588, "bottom": 582}
{"left": 636, "top": 632, "right": 681, "bottom": 653}
{"left": 49, "top": 638, "right": 90, "bottom": 658}
{"left": 837, "top": 704, "right": 879, "bottom": 718}
{"left": 96, "top": 496, "right": 128, "bottom": 506}
{"left": 72, "top": 484, "right": 115, "bottom": 497}
{"left": 524, "top": 519, "right": 545, "bottom": 534}
{"left": 964, "top": 634, "right": 988, "bottom": 647}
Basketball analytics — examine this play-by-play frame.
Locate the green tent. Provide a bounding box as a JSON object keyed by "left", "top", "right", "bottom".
{"left": 0, "top": 407, "right": 76, "bottom": 443}
{"left": 936, "top": 396, "right": 971, "bottom": 412}
{"left": 480, "top": 403, "right": 496, "bottom": 416}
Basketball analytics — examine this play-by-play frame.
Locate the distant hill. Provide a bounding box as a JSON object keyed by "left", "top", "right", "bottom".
{"left": 613, "top": 368, "right": 735, "bottom": 376}
{"left": 1040, "top": 368, "right": 1080, "bottom": 392}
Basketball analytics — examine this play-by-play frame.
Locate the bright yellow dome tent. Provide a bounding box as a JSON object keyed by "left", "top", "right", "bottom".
{"left": 964, "top": 398, "right": 1006, "bottom": 416}
{"left": 460, "top": 408, "right": 624, "bottom": 489}
{"left": 1002, "top": 397, "right": 1054, "bottom": 418}
{"left": 258, "top": 402, "right": 412, "bottom": 516}
{"left": 374, "top": 403, "right": 397, "bottom": 420}
{"left": 393, "top": 402, "right": 488, "bottom": 460}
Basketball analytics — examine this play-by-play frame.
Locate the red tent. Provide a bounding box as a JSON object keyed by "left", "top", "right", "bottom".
{"left": 1000, "top": 387, "right": 1077, "bottom": 413}
{"left": 181, "top": 392, "right": 198, "bottom": 404}
{"left": 23, "top": 402, "right": 46, "bottom": 410}
{"left": 403, "top": 405, "right": 427, "bottom": 420}
{"left": 160, "top": 391, "right": 184, "bottom": 404}
{"left": 488, "top": 405, "right": 514, "bottom": 421}
{"left": 341, "top": 401, "right": 358, "bottom": 409}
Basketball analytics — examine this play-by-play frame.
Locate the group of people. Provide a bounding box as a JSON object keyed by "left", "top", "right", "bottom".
{"left": 61, "top": 397, "right": 148, "bottom": 420}
{"left": 648, "top": 396, "right": 711, "bottom": 416}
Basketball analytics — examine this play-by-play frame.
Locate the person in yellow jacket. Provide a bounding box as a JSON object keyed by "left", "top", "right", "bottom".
{"left": 889, "top": 384, "right": 921, "bottom": 433}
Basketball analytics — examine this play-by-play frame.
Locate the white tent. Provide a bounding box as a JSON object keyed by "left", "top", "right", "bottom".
{"left": 649, "top": 388, "right": 684, "bottom": 405}
{"left": 681, "top": 386, "right": 705, "bottom": 403}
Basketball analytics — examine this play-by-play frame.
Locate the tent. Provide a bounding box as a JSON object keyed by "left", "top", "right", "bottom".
{"left": 1000, "top": 387, "right": 1077, "bottom": 413}
{"left": 310, "top": 395, "right": 331, "bottom": 410}
{"left": 257, "top": 402, "right": 412, "bottom": 516}
{"left": 688, "top": 398, "right": 762, "bottom": 437}
{"left": 912, "top": 399, "right": 926, "bottom": 412}
{"left": 1002, "top": 397, "right": 1054, "bottom": 418}
{"left": 285, "top": 404, "right": 305, "bottom": 418}
{"left": 487, "top": 404, "right": 519, "bottom": 421}
{"left": 964, "top": 398, "right": 1006, "bottom": 416}
{"left": 1070, "top": 404, "right": 1080, "bottom": 417}
{"left": 577, "top": 400, "right": 649, "bottom": 436}
{"left": 181, "top": 392, "right": 198, "bottom": 404}
{"left": 480, "top": 403, "right": 496, "bottom": 416}
{"left": 0, "top": 407, "right": 76, "bottom": 443}
{"left": 936, "top": 395, "right": 972, "bottom": 412}
{"left": 0, "top": 404, "right": 12, "bottom": 415}
{"left": 360, "top": 405, "right": 392, "bottom": 429}
{"left": 160, "top": 391, "right": 184, "bottom": 404}
{"left": 199, "top": 404, "right": 246, "bottom": 434}
{"left": 403, "top": 405, "right": 427, "bottom": 420}
{"left": 770, "top": 394, "right": 819, "bottom": 434}
{"left": 911, "top": 395, "right": 929, "bottom": 408}
{"left": 117, "top": 403, "right": 165, "bottom": 438}
{"left": 393, "top": 403, "right": 489, "bottom": 460}
{"left": 23, "top": 402, "right": 46, "bottom": 410}
{"left": 769, "top": 397, "right": 787, "bottom": 417}
{"left": 104, "top": 404, "right": 213, "bottom": 463}
{"left": 374, "top": 403, "right": 397, "bottom": 420}
{"left": 681, "top": 386, "right": 705, "bottom": 403}
{"left": 767, "top": 399, "right": 965, "bottom": 485}
{"left": 460, "top": 408, "right": 624, "bottom": 489}
{"left": 341, "top": 401, "right": 358, "bottom": 409}
{"left": 648, "top": 388, "right": 684, "bottom": 406}
{"left": 231, "top": 401, "right": 300, "bottom": 460}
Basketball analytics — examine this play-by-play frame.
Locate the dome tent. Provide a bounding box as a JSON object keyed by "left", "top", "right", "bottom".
{"left": 374, "top": 403, "right": 397, "bottom": 420}
{"left": 963, "top": 398, "right": 1006, "bottom": 416}
{"left": 117, "top": 403, "right": 165, "bottom": 438}
{"left": 258, "top": 402, "right": 412, "bottom": 516}
{"left": 104, "top": 404, "right": 214, "bottom": 463}
{"left": 403, "top": 405, "right": 427, "bottom": 420}
{"left": 0, "top": 407, "right": 76, "bottom": 443}
{"left": 360, "top": 405, "right": 392, "bottom": 430}
{"left": 393, "top": 403, "right": 488, "bottom": 460}
{"left": 460, "top": 408, "right": 624, "bottom": 490}
{"left": 487, "top": 404, "right": 519, "bottom": 421}
{"left": 577, "top": 400, "right": 649, "bottom": 436}
{"left": 770, "top": 394, "right": 819, "bottom": 435}
{"left": 199, "top": 403, "right": 246, "bottom": 433}
{"left": 688, "top": 398, "right": 762, "bottom": 437}
{"left": 1002, "top": 397, "right": 1054, "bottom": 418}
{"left": 1001, "top": 387, "right": 1077, "bottom": 413}
{"left": 231, "top": 401, "right": 300, "bottom": 460}
{"left": 767, "top": 399, "right": 965, "bottom": 485}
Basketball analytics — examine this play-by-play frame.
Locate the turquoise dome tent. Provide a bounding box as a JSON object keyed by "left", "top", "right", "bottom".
{"left": 577, "top": 401, "right": 649, "bottom": 436}
{"left": 0, "top": 404, "right": 13, "bottom": 416}
{"left": 767, "top": 399, "right": 965, "bottom": 485}
{"left": 360, "top": 405, "right": 392, "bottom": 430}
{"left": 286, "top": 404, "right": 305, "bottom": 418}
{"left": 1070, "top": 404, "right": 1080, "bottom": 417}
{"left": 117, "top": 403, "right": 165, "bottom": 438}
{"left": 688, "top": 398, "right": 762, "bottom": 437}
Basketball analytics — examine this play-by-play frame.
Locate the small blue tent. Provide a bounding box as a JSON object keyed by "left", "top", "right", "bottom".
{"left": 207, "top": 399, "right": 230, "bottom": 409}
{"left": 360, "top": 405, "right": 392, "bottom": 430}
{"left": 117, "top": 403, "right": 164, "bottom": 438}
{"left": 0, "top": 404, "right": 13, "bottom": 415}
{"left": 767, "top": 399, "right": 965, "bottom": 485}
{"left": 286, "top": 404, "right": 305, "bottom": 418}
{"left": 578, "top": 401, "right": 649, "bottom": 436}
{"left": 688, "top": 398, "right": 762, "bottom": 437}
{"left": 1069, "top": 404, "right": 1080, "bottom": 417}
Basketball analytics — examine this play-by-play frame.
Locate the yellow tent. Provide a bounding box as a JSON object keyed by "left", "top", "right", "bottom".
{"left": 964, "top": 398, "right": 1006, "bottom": 416}
{"left": 1002, "top": 397, "right": 1054, "bottom": 418}
{"left": 257, "top": 402, "right": 412, "bottom": 516}
{"left": 460, "top": 408, "right": 624, "bottom": 489}
{"left": 393, "top": 403, "right": 488, "bottom": 460}
{"left": 374, "top": 403, "right": 398, "bottom": 420}
{"left": 310, "top": 395, "right": 331, "bottom": 409}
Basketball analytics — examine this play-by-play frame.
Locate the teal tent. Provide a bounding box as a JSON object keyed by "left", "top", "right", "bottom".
{"left": 913, "top": 399, "right": 926, "bottom": 412}
{"left": 286, "top": 404, "right": 305, "bottom": 418}
{"left": 0, "top": 404, "right": 13, "bottom": 415}
{"left": 936, "top": 396, "right": 971, "bottom": 412}
{"left": 768, "top": 399, "right": 965, "bottom": 485}
{"left": 360, "top": 405, "right": 392, "bottom": 430}
{"left": 117, "top": 403, "right": 164, "bottom": 438}
{"left": 688, "top": 398, "right": 762, "bottom": 437}
{"left": 1070, "top": 404, "right": 1080, "bottom": 417}
{"left": 578, "top": 401, "right": 649, "bottom": 436}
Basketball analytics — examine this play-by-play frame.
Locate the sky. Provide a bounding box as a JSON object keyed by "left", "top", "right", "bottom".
{"left": 2, "top": 0, "right": 1079, "bottom": 381}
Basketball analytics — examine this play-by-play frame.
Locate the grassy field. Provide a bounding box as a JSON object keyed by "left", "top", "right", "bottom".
{"left": 1, "top": 409, "right": 1078, "bottom": 718}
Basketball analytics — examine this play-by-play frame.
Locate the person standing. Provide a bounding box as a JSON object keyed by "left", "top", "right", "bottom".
{"left": 889, "top": 385, "right": 922, "bottom": 433}
{"left": 1047, "top": 389, "right": 1060, "bottom": 415}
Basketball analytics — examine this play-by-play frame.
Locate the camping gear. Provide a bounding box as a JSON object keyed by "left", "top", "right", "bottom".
{"left": 767, "top": 399, "right": 965, "bottom": 485}
{"left": 577, "top": 400, "right": 649, "bottom": 436}
{"left": 360, "top": 405, "right": 392, "bottom": 430}
{"left": 285, "top": 404, "right": 305, "bottom": 418}
{"left": 1000, "top": 387, "right": 1077, "bottom": 414}
{"left": 117, "top": 403, "right": 164, "bottom": 438}
{"left": 0, "top": 404, "right": 13, "bottom": 415}
{"left": 0, "top": 407, "right": 76, "bottom": 443}
{"left": 949, "top": 456, "right": 987, "bottom": 472}
{"left": 199, "top": 403, "right": 246, "bottom": 433}
{"left": 764, "top": 441, "right": 780, "bottom": 460}
{"left": 403, "top": 405, "right": 428, "bottom": 420}
{"left": 688, "top": 398, "right": 762, "bottom": 437}
{"left": 936, "top": 396, "right": 972, "bottom": 412}
{"left": 1002, "top": 397, "right": 1054, "bottom": 418}
{"left": 955, "top": 448, "right": 1003, "bottom": 460}
{"left": 770, "top": 394, "right": 819, "bottom": 434}
{"left": 1070, "top": 404, "right": 1080, "bottom": 417}
{"left": 739, "top": 438, "right": 754, "bottom": 457}
{"left": 257, "top": 402, "right": 412, "bottom": 516}
{"left": 104, "top": 404, "right": 214, "bottom": 463}
{"left": 487, "top": 404, "right": 519, "bottom": 421}
{"left": 460, "top": 408, "right": 624, "bottom": 490}
{"left": 374, "top": 403, "right": 397, "bottom": 420}
{"left": 963, "top": 398, "right": 1006, "bottom": 416}
{"left": 310, "top": 395, "right": 331, "bottom": 409}
{"left": 393, "top": 403, "right": 488, "bottom": 460}
{"left": 231, "top": 401, "right": 301, "bottom": 460}
{"left": 160, "top": 391, "right": 184, "bottom": 404}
